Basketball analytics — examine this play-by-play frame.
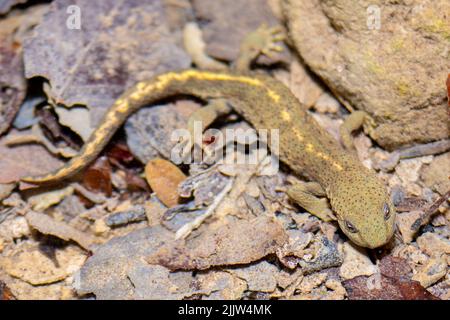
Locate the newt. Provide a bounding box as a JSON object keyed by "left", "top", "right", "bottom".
{"left": 22, "top": 26, "right": 396, "bottom": 249}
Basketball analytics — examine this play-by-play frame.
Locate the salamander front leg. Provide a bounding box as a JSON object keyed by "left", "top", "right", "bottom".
{"left": 339, "top": 110, "right": 376, "bottom": 150}
{"left": 287, "top": 182, "right": 336, "bottom": 222}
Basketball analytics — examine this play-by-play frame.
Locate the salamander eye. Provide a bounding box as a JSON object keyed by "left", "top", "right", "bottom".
{"left": 383, "top": 203, "right": 391, "bottom": 220}
{"left": 344, "top": 220, "right": 358, "bottom": 233}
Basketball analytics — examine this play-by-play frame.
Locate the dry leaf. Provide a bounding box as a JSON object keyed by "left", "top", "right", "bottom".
{"left": 343, "top": 275, "right": 439, "bottom": 300}
{"left": 26, "top": 211, "right": 95, "bottom": 251}
{"left": 378, "top": 255, "right": 412, "bottom": 279}
{"left": 178, "top": 168, "right": 229, "bottom": 206}
{"left": 0, "top": 5, "right": 47, "bottom": 134}
{"left": 5, "top": 123, "right": 78, "bottom": 158}
{"left": 145, "top": 158, "right": 186, "bottom": 208}
{"left": 343, "top": 255, "right": 439, "bottom": 300}
{"left": 105, "top": 205, "right": 147, "bottom": 228}
{"left": 0, "top": 135, "right": 64, "bottom": 185}
{"left": 35, "top": 106, "right": 72, "bottom": 144}
{"left": 82, "top": 156, "right": 112, "bottom": 196}
{"left": 106, "top": 142, "right": 135, "bottom": 165}
{"left": 106, "top": 142, "right": 148, "bottom": 192}
{"left": 395, "top": 197, "right": 428, "bottom": 212}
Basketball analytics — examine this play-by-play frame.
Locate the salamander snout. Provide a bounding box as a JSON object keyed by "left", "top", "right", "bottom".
{"left": 331, "top": 180, "right": 397, "bottom": 249}
{"left": 336, "top": 199, "right": 396, "bottom": 249}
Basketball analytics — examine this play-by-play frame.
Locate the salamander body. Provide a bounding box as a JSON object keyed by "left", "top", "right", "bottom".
{"left": 22, "top": 70, "right": 396, "bottom": 248}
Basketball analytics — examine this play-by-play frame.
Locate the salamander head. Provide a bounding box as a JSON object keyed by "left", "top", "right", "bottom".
{"left": 329, "top": 173, "right": 396, "bottom": 249}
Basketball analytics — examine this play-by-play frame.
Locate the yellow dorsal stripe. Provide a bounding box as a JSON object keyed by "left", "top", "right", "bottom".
{"left": 132, "top": 70, "right": 281, "bottom": 103}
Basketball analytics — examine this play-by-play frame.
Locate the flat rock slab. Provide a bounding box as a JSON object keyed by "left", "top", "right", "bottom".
{"left": 283, "top": 0, "right": 450, "bottom": 149}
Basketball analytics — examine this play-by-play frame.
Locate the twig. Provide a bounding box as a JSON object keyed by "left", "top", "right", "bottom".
{"left": 175, "top": 178, "right": 233, "bottom": 240}
{"left": 411, "top": 189, "right": 450, "bottom": 232}
{"left": 379, "top": 139, "right": 450, "bottom": 171}
{"left": 5, "top": 124, "right": 77, "bottom": 158}
{"left": 72, "top": 183, "right": 107, "bottom": 204}
{"left": 0, "top": 207, "right": 14, "bottom": 224}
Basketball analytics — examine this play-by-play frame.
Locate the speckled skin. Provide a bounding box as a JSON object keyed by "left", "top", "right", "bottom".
{"left": 22, "top": 69, "right": 396, "bottom": 248}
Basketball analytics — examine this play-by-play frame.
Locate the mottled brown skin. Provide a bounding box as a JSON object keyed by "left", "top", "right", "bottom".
{"left": 22, "top": 69, "right": 396, "bottom": 248}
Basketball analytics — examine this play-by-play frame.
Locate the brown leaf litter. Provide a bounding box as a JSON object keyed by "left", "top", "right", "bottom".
{"left": 82, "top": 156, "right": 113, "bottom": 197}
{"left": 343, "top": 255, "right": 440, "bottom": 300}
{"left": 145, "top": 158, "right": 187, "bottom": 208}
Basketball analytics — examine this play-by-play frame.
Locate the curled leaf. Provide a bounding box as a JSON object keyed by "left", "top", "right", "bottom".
{"left": 82, "top": 156, "right": 112, "bottom": 196}
{"left": 26, "top": 211, "right": 95, "bottom": 251}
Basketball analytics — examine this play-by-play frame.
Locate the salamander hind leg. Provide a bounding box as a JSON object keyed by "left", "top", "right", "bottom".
{"left": 183, "top": 22, "right": 228, "bottom": 71}
{"left": 182, "top": 98, "right": 233, "bottom": 159}
{"left": 339, "top": 110, "right": 376, "bottom": 151}
{"left": 234, "top": 24, "right": 285, "bottom": 72}
{"left": 287, "top": 181, "right": 336, "bottom": 222}
{"left": 187, "top": 99, "right": 232, "bottom": 137}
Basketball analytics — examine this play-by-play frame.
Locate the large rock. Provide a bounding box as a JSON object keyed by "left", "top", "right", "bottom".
{"left": 283, "top": 0, "right": 449, "bottom": 149}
